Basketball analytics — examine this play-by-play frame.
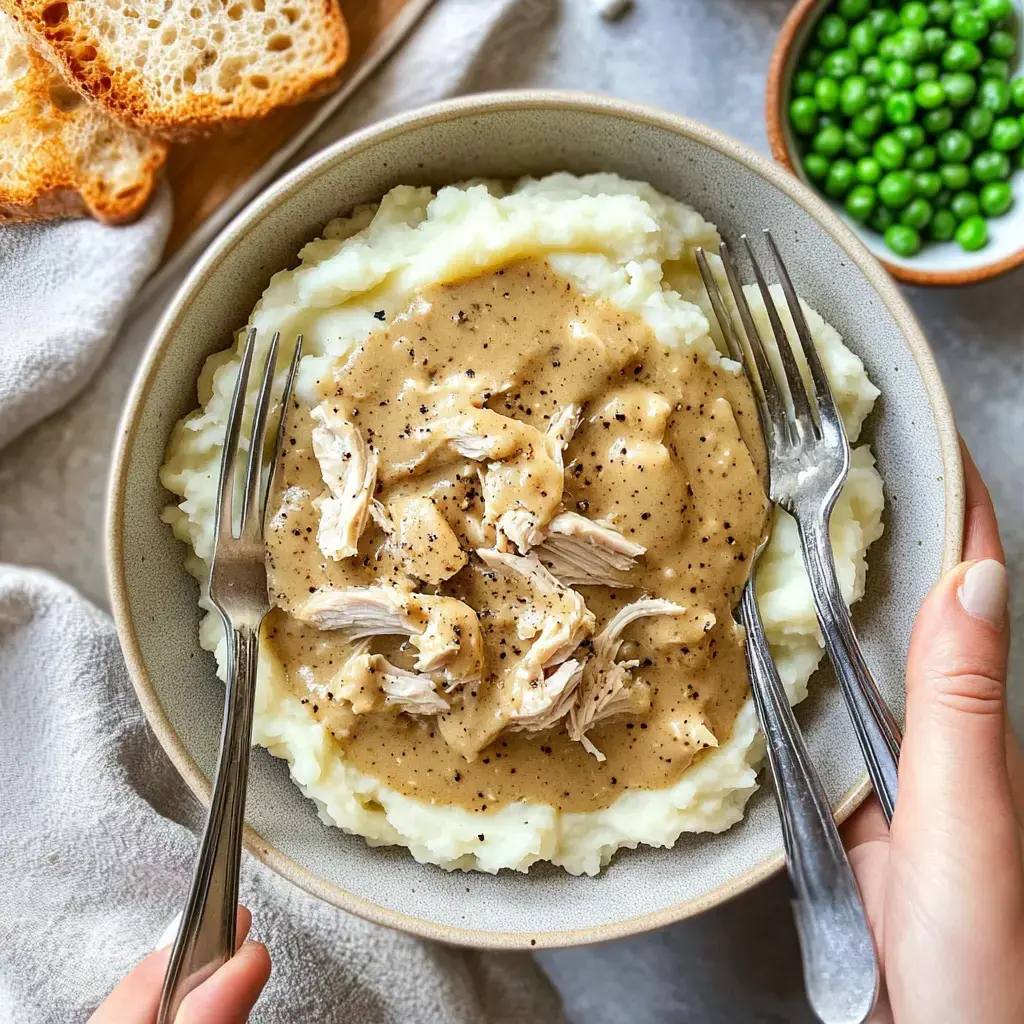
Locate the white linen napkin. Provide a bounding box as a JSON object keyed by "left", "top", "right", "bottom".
{"left": 0, "top": 1, "right": 567, "bottom": 1020}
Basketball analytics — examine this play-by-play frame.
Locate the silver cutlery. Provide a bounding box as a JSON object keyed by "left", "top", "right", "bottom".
{"left": 702, "top": 233, "right": 902, "bottom": 825}
{"left": 697, "top": 246, "right": 878, "bottom": 1024}
{"left": 158, "top": 329, "right": 302, "bottom": 1022}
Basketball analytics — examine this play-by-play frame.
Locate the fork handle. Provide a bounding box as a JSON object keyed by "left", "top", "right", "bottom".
{"left": 800, "top": 520, "right": 902, "bottom": 825}
{"left": 741, "top": 584, "right": 878, "bottom": 1024}
{"left": 157, "top": 622, "right": 260, "bottom": 1023}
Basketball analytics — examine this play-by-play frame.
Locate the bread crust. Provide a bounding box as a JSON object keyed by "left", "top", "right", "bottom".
{"left": 0, "top": 13, "right": 167, "bottom": 223}
{"left": 0, "top": 0, "right": 350, "bottom": 140}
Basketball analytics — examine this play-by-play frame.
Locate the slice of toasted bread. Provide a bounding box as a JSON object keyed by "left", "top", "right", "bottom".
{"left": 1, "top": 0, "right": 349, "bottom": 139}
{"left": 0, "top": 11, "right": 166, "bottom": 223}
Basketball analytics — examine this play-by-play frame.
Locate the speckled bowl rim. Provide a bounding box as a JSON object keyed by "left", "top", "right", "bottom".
{"left": 106, "top": 90, "right": 964, "bottom": 950}
{"left": 766, "top": 0, "right": 1024, "bottom": 287}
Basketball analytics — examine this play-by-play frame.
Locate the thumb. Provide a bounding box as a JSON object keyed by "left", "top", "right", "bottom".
{"left": 895, "top": 557, "right": 1013, "bottom": 864}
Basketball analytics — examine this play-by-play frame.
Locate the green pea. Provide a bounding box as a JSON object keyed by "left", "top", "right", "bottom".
{"left": 885, "top": 223, "right": 922, "bottom": 256}
{"left": 914, "top": 169, "right": 943, "bottom": 195}
{"left": 962, "top": 106, "right": 994, "bottom": 139}
{"left": 951, "top": 0, "right": 973, "bottom": 9}
{"left": 845, "top": 183, "right": 878, "bottom": 220}
{"left": 937, "top": 129, "right": 973, "bottom": 163}
{"left": 922, "top": 106, "right": 955, "bottom": 133}
{"left": 900, "top": 2, "right": 930, "bottom": 29}
{"left": 790, "top": 97, "right": 819, "bottom": 136}
{"left": 942, "top": 39, "right": 982, "bottom": 71}
{"left": 804, "top": 46, "right": 826, "bottom": 71}
{"left": 813, "top": 124, "right": 846, "bottom": 156}
{"left": 845, "top": 130, "right": 872, "bottom": 158}
{"left": 909, "top": 145, "right": 939, "bottom": 170}
{"left": 856, "top": 155, "right": 884, "bottom": 183}
{"left": 929, "top": 208, "right": 958, "bottom": 239}
{"left": 869, "top": 208, "right": 895, "bottom": 234}
{"left": 979, "top": 180, "right": 1013, "bottom": 216}
{"left": 840, "top": 75, "right": 871, "bottom": 115}
{"left": 923, "top": 27, "right": 947, "bottom": 55}
{"left": 874, "top": 132, "right": 907, "bottom": 168}
{"left": 915, "top": 79, "right": 947, "bottom": 108}
{"left": 1010, "top": 77, "right": 1024, "bottom": 111}
{"left": 879, "top": 35, "right": 898, "bottom": 59}
{"left": 950, "top": 8, "right": 988, "bottom": 41}
{"left": 900, "top": 197, "right": 934, "bottom": 228}
{"left": 979, "top": 78, "right": 1011, "bottom": 113}
{"left": 896, "top": 123, "right": 927, "bottom": 149}
{"left": 870, "top": 9, "right": 901, "bottom": 35}
{"left": 879, "top": 169, "right": 915, "bottom": 207}
{"left": 851, "top": 104, "right": 886, "bottom": 137}
{"left": 826, "top": 159, "right": 857, "bottom": 197}
{"left": 939, "top": 162, "right": 972, "bottom": 188}
{"left": 793, "top": 70, "right": 817, "bottom": 97}
{"left": 818, "top": 13, "right": 849, "bottom": 50}
{"left": 955, "top": 214, "right": 988, "bottom": 250}
{"left": 815, "top": 77, "right": 841, "bottom": 112}
{"left": 972, "top": 149, "right": 1011, "bottom": 181}
{"left": 950, "top": 190, "right": 980, "bottom": 220}
{"left": 861, "top": 55, "right": 885, "bottom": 82}
{"left": 980, "top": 58, "right": 1010, "bottom": 81}
{"left": 823, "top": 48, "right": 859, "bottom": 79}
{"left": 849, "top": 20, "right": 878, "bottom": 55}
{"left": 818, "top": 113, "right": 839, "bottom": 129}
{"left": 929, "top": 1, "right": 953, "bottom": 25}
{"left": 916, "top": 61, "right": 941, "bottom": 82}
{"left": 838, "top": 0, "right": 871, "bottom": 21}
{"left": 885, "top": 59, "right": 916, "bottom": 89}
{"left": 990, "top": 117, "right": 1023, "bottom": 152}
{"left": 978, "top": 0, "right": 1013, "bottom": 21}
{"left": 893, "top": 28, "right": 927, "bottom": 63}
{"left": 876, "top": 82, "right": 894, "bottom": 102}
{"left": 941, "top": 72, "right": 976, "bottom": 106}
{"left": 887, "top": 90, "right": 918, "bottom": 124}
{"left": 804, "top": 152, "right": 831, "bottom": 181}
{"left": 988, "top": 29, "right": 1017, "bottom": 60}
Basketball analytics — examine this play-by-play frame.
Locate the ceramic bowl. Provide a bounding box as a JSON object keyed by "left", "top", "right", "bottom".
{"left": 767, "top": 0, "right": 1024, "bottom": 286}
{"left": 107, "top": 91, "right": 963, "bottom": 949}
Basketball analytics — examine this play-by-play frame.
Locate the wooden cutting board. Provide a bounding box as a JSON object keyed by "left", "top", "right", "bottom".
{"left": 163, "top": 0, "right": 417, "bottom": 258}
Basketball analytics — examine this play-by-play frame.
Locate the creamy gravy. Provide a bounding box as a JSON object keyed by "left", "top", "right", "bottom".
{"left": 264, "top": 260, "right": 768, "bottom": 814}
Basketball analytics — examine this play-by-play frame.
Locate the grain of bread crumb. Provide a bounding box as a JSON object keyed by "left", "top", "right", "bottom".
{"left": 0, "top": 9, "right": 165, "bottom": 222}
{"left": 0, "top": 0, "right": 349, "bottom": 139}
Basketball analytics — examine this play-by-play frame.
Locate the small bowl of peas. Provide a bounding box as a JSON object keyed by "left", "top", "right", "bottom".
{"left": 767, "top": 0, "right": 1024, "bottom": 285}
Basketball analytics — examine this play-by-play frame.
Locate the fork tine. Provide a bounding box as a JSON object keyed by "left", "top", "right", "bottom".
{"left": 216, "top": 328, "right": 258, "bottom": 544}
{"left": 695, "top": 247, "right": 745, "bottom": 366}
{"left": 240, "top": 332, "right": 281, "bottom": 538}
{"left": 741, "top": 234, "right": 818, "bottom": 437}
{"left": 763, "top": 231, "right": 847, "bottom": 443}
{"left": 720, "top": 241, "right": 791, "bottom": 446}
{"left": 262, "top": 334, "right": 304, "bottom": 524}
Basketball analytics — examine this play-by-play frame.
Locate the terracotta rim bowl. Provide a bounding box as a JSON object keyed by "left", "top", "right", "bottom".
{"left": 107, "top": 91, "right": 964, "bottom": 949}
{"left": 767, "top": 0, "right": 1024, "bottom": 287}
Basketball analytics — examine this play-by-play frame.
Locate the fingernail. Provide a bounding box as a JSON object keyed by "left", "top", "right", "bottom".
{"left": 957, "top": 559, "right": 1007, "bottom": 628}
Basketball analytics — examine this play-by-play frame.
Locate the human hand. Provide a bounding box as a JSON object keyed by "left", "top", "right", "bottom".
{"left": 90, "top": 905, "right": 271, "bottom": 1024}
{"left": 844, "top": 444, "right": 1023, "bottom": 1023}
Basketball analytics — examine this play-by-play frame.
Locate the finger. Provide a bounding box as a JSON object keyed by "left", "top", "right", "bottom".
{"left": 175, "top": 942, "right": 271, "bottom": 1024}
{"left": 88, "top": 906, "right": 254, "bottom": 1024}
{"left": 895, "top": 556, "right": 1014, "bottom": 868}
{"left": 843, "top": 795, "right": 889, "bottom": 850}
{"left": 960, "top": 439, "right": 1004, "bottom": 562}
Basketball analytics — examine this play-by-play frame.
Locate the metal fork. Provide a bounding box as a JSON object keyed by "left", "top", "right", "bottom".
{"left": 703, "top": 233, "right": 902, "bottom": 825}
{"left": 158, "top": 329, "right": 303, "bottom": 1022}
{"left": 696, "top": 248, "right": 878, "bottom": 1024}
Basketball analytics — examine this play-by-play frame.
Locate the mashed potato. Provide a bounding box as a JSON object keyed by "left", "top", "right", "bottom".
{"left": 161, "top": 173, "right": 883, "bottom": 876}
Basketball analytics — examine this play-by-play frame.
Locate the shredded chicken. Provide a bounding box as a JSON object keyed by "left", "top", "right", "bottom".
{"left": 296, "top": 585, "right": 484, "bottom": 687}
{"left": 535, "top": 512, "right": 646, "bottom": 587}
{"left": 389, "top": 495, "right": 467, "bottom": 585}
{"left": 331, "top": 647, "right": 449, "bottom": 716}
{"left": 310, "top": 403, "right": 378, "bottom": 560}
{"left": 476, "top": 547, "right": 595, "bottom": 729}
{"left": 568, "top": 598, "right": 687, "bottom": 760}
